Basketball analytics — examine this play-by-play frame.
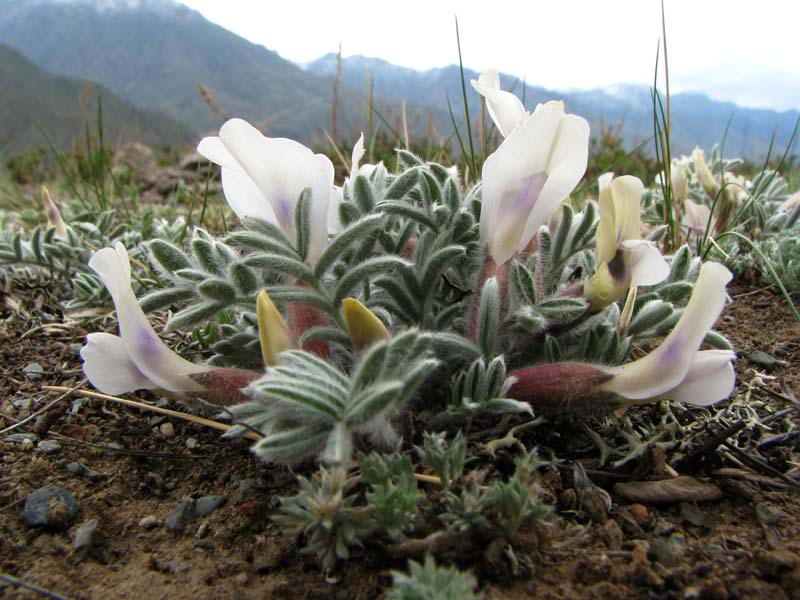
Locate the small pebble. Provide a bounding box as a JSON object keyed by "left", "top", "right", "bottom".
{"left": 195, "top": 522, "right": 210, "bottom": 539}
{"left": 195, "top": 495, "right": 226, "bottom": 518}
{"left": 4, "top": 433, "right": 39, "bottom": 445}
{"left": 649, "top": 533, "right": 687, "bottom": 568}
{"left": 629, "top": 503, "right": 649, "bottom": 523}
{"left": 138, "top": 515, "right": 161, "bottom": 529}
{"left": 756, "top": 502, "right": 782, "bottom": 526}
{"left": 23, "top": 362, "right": 45, "bottom": 381}
{"left": 169, "top": 558, "right": 189, "bottom": 573}
{"left": 235, "top": 479, "right": 260, "bottom": 505}
{"left": 185, "top": 437, "right": 199, "bottom": 450}
{"left": 72, "top": 518, "right": 99, "bottom": 562}
{"left": 11, "top": 398, "right": 33, "bottom": 412}
{"left": 159, "top": 422, "right": 175, "bottom": 438}
{"left": 37, "top": 440, "right": 63, "bottom": 454}
{"left": 65, "top": 461, "right": 105, "bottom": 480}
{"left": 165, "top": 500, "right": 195, "bottom": 532}
{"left": 748, "top": 350, "right": 784, "bottom": 369}
{"left": 232, "top": 572, "right": 248, "bottom": 585}
{"left": 23, "top": 485, "right": 79, "bottom": 529}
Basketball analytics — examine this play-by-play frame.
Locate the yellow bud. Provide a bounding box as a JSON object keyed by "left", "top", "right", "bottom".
{"left": 342, "top": 298, "right": 389, "bottom": 350}
{"left": 256, "top": 289, "right": 291, "bottom": 366}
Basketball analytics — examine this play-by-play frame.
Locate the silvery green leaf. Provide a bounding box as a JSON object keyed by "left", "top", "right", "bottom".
{"left": 344, "top": 381, "right": 404, "bottom": 425}
{"left": 628, "top": 300, "right": 674, "bottom": 336}
{"left": 396, "top": 150, "right": 423, "bottom": 168}
{"left": 655, "top": 281, "right": 693, "bottom": 303}
{"left": 314, "top": 214, "right": 384, "bottom": 279}
{"left": 477, "top": 277, "right": 500, "bottom": 358}
{"left": 300, "top": 326, "right": 351, "bottom": 348}
{"left": 538, "top": 297, "right": 588, "bottom": 324}
{"left": 139, "top": 287, "right": 195, "bottom": 312}
{"left": 150, "top": 239, "right": 191, "bottom": 273}
{"left": 550, "top": 204, "right": 574, "bottom": 264}
{"left": 229, "top": 262, "right": 258, "bottom": 295}
{"left": 251, "top": 425, "right": 330, "bottom": 464}
{"left": 243, "top": 253, "right": 314, "bottom": 283}
{"left": 265, "top": 286, "right": 333, "bottom": 312}
{"left": 429, "top": 333, "right": 481, "bottom": 370}
{"left": 226, "top": 230, "right": 297, "bottom": 257}
{"left": 197, "top": 278, "right": 236, "bottom": 304}
{"left": 333, "top": 256, "right": 410, "bottom": 305}
{"left": 378, "top": 201, "right": 437, "bottom": 230}
{"left": 544, "top": 334, "right": 561, "bottom": 362}
{"left": 294, "top": 188, "right": 312, "bottom": 262}
{"left": 669, "top": 245, "right": 692, "bottom": 282}
{"left": 192, "top": 237, "right": 222, "bottom": 276}
{"left": 384, "top": 168, "right": 419, "bottom": 201}
{"left": 704, "top": 330, "right": 733, "bottom": 350}
{"left": 420, "top": 245, "right": 465, "bottom": 292}
{"left": 168, "top": 301, "right": 226, "bottom": 330}
{"left": 353, "top": 175, "right": 375, "bottom": 214}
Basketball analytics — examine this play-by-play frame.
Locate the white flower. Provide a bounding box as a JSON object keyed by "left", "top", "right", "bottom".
{"left": 80, "top": 243, "right": 209, "bottom": 395}
{"left": 583, "top": 175, "right": 669, "bottom": 309}
{"left": 197, "top": 118, "right": 335, "bottom": 265}
{"left": 470, "top": 68, "right": 528, "bottom": 137}
{"left": 602, "top": 261, "right": 735, "bottom": 404}
{"left": 480, "top": 100, "right": 590, "bottom": 265}
{"left": 692, "top": 147, "right": 719, "bottom": 198}
{"left": 506, "top": 262, "right": 736, "bottom": 413}
{"left": 682, "top": 198, "right": 712, "bottom": 240}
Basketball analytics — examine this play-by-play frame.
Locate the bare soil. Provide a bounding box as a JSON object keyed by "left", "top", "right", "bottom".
{"left": 1, "top": 276, "right": 798, "bottom": 600}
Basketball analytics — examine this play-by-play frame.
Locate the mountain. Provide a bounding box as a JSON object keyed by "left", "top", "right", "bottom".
{"left": 1, "top": 0, "right": 796, "bottom": 161}
{"left": 305, "top": 54, "right": 800, "bottom": 161}
{"left": 0, "top": 0, "right": 342, "bottom": 140}
{"left": 0, "top": 43, "right": 185, "bottom": 154}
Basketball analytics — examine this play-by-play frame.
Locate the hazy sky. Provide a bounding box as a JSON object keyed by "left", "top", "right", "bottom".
{"left": 179, "top": 0, "right": 799, "bottom": 111}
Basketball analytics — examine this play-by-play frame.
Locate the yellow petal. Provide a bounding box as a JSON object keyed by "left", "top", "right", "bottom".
{"left": 342, "top": 298, "right": 389, "bottom": 350}
{"left": 256, "top": 289, "right": 291, "bottom": 366}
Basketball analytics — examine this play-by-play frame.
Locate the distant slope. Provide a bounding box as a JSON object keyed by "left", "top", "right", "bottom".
{"left": 0, "top": 0, "right": 345, "bottom": 140}
{"left": 305, "top": 54, "right": 800, "bottom": 160}
{"left": 0, "top": 43, "right": 186, "bottom": 154}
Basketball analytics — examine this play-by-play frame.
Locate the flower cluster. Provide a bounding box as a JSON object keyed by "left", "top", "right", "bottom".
{"left": 79, "top": 68, "right": 737, "bottom": 468}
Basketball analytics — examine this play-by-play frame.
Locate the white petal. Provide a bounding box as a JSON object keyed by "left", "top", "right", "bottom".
{"left": 89, "top": 244, "right": 209, "bottom": 393}
{"left": 470, "top": 69, "right": 527, "bottom": 137}
{"left": 201, "top": 119, "right": 335, "bottom": 250}
{"left": 220, "top": 166, "right": 279, "bottom": 223}
{"left": 80, "top": 332, "right": 155, "bottom": 395}
{"left": 597, "top": 172, "right": 614, "bottom": 195}
{"left": 665, "top": 350, "right": 736, "bottom": 406}
{"left": 350, "top": 133, "right": 365, "bottom": 178}
{"left": 481, "top": 101, "right": 588, "bottom": 262}
{"left": 603, "top": 261, "right": 732, "bottom": 400}
{"left": 517, "top": 109, "right": 590, "bottom": 252}
{"left": 682, "top": 199, "right": 711, "bottom": 234}
{"left": 328, "top": 186, "right": 344, "bottom": 235}
{"left": 622, "top": 240, "right": 670, "bottom": 287}
{"left": 307, "top": 154, "right": 334, "bottom": 266}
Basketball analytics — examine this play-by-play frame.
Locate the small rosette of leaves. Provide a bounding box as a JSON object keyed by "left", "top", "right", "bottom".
{"left": 387, "top": 555, "right": 481, "bottom": 600}
{"left": 227, "top": 330, "right": 439, "bottom": 465}
{"left": 274, "top": 466, "right": 371, "bottom": 571}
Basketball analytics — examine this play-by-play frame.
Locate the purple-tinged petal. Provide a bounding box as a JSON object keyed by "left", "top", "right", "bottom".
{"left": 80, "top": 332, "right": 155, "bottom": 395}
{"left": 603, "top": 262, "right": 732, "bottom": 400}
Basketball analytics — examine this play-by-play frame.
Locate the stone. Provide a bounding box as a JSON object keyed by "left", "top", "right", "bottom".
{"left": 23, "top": 486, "right": 79, "bottom": 529}
{"left": 3, "top": 433, "right": 38, "bottom": 444}
{"left": 195, "top": 495, "right": 226, "bottom": 518}
{"left": 37, "top": 440, "right": 63, "bottom": 454}
{"left": 72, "top": 518, "right": 99, "bottom": 562}
{"left": 159, "top": 422, "right": 175, "bottom": 438}
{"left": 138, "top": 515, "right": 161, "bottom": 529}
{"left": 23, "top": 362, "right": 45, "bottom": 380}
{"left": 748, "top": 350, "right": 785, "bottom": 369}
{"left": 165, "top": 500, "right": 195, "bottom": 532}
{"left": 756, "top": 502, "right": 782, "bottom": 526}
{"left": 649, "top": 533, "right": 687, "bottom": 568}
